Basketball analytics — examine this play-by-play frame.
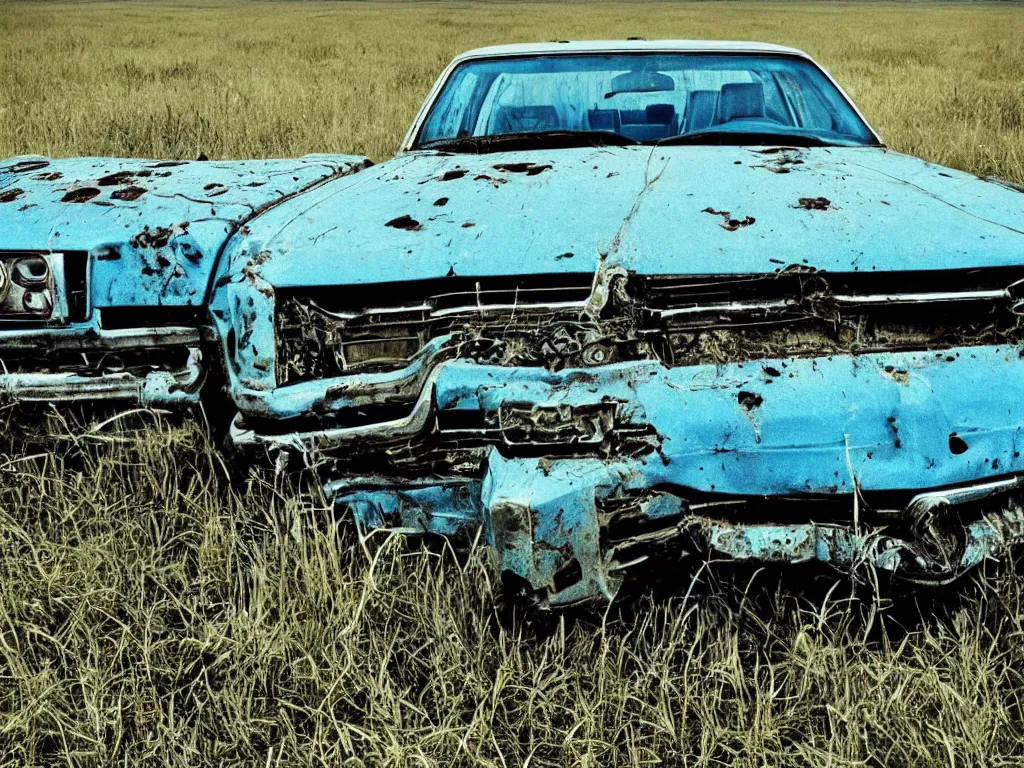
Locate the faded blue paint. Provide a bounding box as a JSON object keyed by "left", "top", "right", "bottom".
{"left": 221, "top": 146, "right": 1024, "bottom": 293}
{"left": 1, "top": 154, "right": 368, "bottom": 308}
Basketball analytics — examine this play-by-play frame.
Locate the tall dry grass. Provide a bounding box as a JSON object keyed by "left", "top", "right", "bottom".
{"left": 1, "top": 1, "right": 1023, "bottom": 182}
{"left": 4, "top": 2, "right": 1024, "bottom": 765}
{"left": 3, "top": 411, "right": 1024, "bottom": 766}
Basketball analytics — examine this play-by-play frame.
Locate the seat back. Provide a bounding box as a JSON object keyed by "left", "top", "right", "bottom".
{"left": 716, "top": 83, "right": 765, "bottom": 123}
{"left": 491, "top": 105, "right": 560, "bottom": 134}
{"left": 588, "top": 108, "right": 622, "bottom": 133}
{"left": 683, "top": 90, "right": 719, "bottom": 133}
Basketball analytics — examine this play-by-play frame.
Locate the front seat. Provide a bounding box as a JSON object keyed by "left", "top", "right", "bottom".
{"left": 491, "top": 105, "right": 560, "bottom": 134}
{"left": 715, "top": 83, "right": 766, "bottom": 123}
{"left": 682, "top": 90, "right": 719, "bottom": 133}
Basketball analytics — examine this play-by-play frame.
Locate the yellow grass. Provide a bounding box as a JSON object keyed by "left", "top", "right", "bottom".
{"left": 2, "top": 1, "right": 1023, "bottom": 182}
{"left": 3, "top": 2, "right": 1024, "bottom": 766}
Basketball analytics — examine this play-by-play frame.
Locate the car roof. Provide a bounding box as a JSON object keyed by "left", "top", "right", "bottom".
{"left": 451, "top": 40, "right": 810, "bottom": 62}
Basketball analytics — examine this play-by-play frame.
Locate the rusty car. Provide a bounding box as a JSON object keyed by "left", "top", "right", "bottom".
{"left": 4, "top": 40, "right": 1024, "bottom": 608}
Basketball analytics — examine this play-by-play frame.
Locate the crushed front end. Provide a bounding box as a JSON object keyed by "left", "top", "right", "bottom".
{"left": 227, "top": 265, "right": 1024, "bottom": 607}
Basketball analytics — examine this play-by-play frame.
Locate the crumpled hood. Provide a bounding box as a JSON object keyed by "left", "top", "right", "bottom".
{"left": 232, "top": 145, "right": 1024, "bottom": 288}
{"left": 0, "top": 154, "right": 368, "bottom": 307}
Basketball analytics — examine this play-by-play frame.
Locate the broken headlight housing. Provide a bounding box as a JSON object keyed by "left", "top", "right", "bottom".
{"left": 0, "top": 252, "right": 67, "bottom": 323}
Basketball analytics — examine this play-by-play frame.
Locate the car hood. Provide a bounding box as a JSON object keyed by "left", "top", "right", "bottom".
{"left": 0, "top": 154, "right": 369, "bottom": 307}
{"left": 231, "top": 145, "right": 1024, "bottom": 289}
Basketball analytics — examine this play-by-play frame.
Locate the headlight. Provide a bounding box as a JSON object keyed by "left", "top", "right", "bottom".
{"left": 0, "top": 253, "right": 65, "bottom": 322}
{"left": 0, "top": 261, "right": 9, "bottom": 304}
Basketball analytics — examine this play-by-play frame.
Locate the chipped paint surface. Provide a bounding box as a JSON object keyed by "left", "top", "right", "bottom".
{"left": 1, "top": 154, "right": 369, "bottom": 307}
{"left": 4, "top": 42, "right": 1024, "bottom": 606}
{"left": 222, "top": 146, "right": 1024, "bottom": 292}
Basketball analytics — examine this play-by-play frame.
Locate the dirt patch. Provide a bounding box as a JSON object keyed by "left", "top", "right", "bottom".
{"left": 97, "top": 171, "right": 137, "bottom": 186}
{"left": 702, "top": 207, "right": 755, "bottom": 231}
{"left": 493, "top": 162, "right": 552, "bottom": 176}
{"left": 385, "top": 214, "right": 422, "bottom": 231}
{"left": 795, "top": 197, "right": 831, "bottom": 211}
{"left": 61, "top": 187, "right": 101, "bottom": 203}
{"left": 111, "top": 186, "right": 147, "bottom": 201}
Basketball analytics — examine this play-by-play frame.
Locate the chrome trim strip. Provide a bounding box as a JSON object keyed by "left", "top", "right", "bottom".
{"left": 0, "top": 347, "right": 205, "bottom": 406}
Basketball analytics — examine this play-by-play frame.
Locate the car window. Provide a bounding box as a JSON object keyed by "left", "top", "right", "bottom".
{"left": 416, "top": 53, "right": 877, "bottom": 147}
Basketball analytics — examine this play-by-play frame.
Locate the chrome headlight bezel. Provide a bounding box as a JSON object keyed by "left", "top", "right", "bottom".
{"left": 0, "top": 252, "right": 68, "bottom": 324}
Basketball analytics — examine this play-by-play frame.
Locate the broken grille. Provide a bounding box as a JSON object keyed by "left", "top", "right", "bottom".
{"left": 276, "top": 267, "right": 1024, "bottom": 386}
{"left": 276, "top": 274, "right": 597, "bottom": 384}
{"left": 638, "top": 266, "right": 1024, "bottom": 365}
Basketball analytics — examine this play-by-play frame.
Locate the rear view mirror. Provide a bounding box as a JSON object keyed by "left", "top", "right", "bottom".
{"left": 605, "top": 70, "right": 675, "bottom": 98}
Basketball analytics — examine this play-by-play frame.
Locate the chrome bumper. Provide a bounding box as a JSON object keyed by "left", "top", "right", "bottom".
{"left": 0, "top": 346, "right": 205, "bottom": 407}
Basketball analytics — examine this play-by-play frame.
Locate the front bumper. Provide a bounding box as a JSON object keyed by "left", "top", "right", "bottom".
{"left": 230, "top": 343, "right": 1024, "bottom": 605}
{"left": 0, "top": 326, "right": 205, "bottom": 407}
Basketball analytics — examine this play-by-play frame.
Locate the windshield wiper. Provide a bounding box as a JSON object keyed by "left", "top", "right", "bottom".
{"left": 419, "top": 130, "right": 640, "bottom": 153}
{"left": 653, "top": 130, "right": 833, "bottom": 147}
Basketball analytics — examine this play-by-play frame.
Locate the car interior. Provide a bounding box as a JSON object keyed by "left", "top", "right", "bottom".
{"left": 492, "top": 81, "right": 772, "bottom": 141}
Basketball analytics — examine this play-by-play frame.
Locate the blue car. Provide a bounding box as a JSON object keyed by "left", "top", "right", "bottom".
{"left": 4, "top": 40, "right": 1024, "bottom": 607}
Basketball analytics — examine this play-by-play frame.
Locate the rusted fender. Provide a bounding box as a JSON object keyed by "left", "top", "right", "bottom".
{"left": 0, "top": 154, "right": 370, "bottom": 308}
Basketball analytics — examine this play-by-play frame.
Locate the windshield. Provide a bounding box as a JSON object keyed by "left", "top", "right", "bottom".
{"left": 415, "top": 53, "right": 878, "bottom": 150}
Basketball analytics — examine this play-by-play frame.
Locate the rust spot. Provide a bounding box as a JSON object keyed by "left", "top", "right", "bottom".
{"left": 461, "top": 221, "right": 475, "bottom": 228}
{"left": 882, "top": 365, "right": 910, "bottom": 385}
{"left": 0, "top": 188, "right": 25, "bottom": 203}
{"left": 433, "top": 197, "right": 449, "bottom": 206}
{"left": 439, "top": 169, "right": 467, "bottom": 182}
{"left": 3, "top": 160, "right": 49, "bottom": 174}
{"left": 32, "top": 172, "right": 62, "bottom": 181}
{"left": 61, "top": 187, "right": 101, "bottom": 203}
{"left": 111, "top": 186, "right": 147, "bottom": 201}
{"left": 737, "top": 391, "right": 763, "bottom": 412}
{"left": 385, "top": 215, "right": 422, "bottom": 231}
{"left": 95, "top": 247, "right": 121, "bottom": 261}
{"left": 752, "top": 153, "right": 805, "bottom": 174}
{"left": 97, "top": 171, "right": 136, "bottom": 186}
{"left": 474, "top": 174, "right": 507, "bottom": 186}
{"left": 795, "top": 197, "right": 831, "bottom": 211}
{"left": 949, "top": 433, "right": 969, "bottom": 455}
{"left": 493, "top": 162, "right": 552, "bottom": 176}
{"left": 702, "top": 207, "right": 755, "bottom": 231}
{"left": 242, "top": 251, "right": 274, "bottom": 298}
{"left": 129, "top": 223, "right": 187, "bottom": 249}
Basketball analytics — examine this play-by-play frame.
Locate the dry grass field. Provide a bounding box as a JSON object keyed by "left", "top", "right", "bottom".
{"left": 3, "top": 2, "right": 1024, "bottom": 766}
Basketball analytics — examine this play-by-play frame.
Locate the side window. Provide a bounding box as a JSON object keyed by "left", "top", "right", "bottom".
{"left": 779, "top": 72, "right": 835, "bottom": 131}
{"left": 760, "top": 75, "right": 794, "bottom": 125}
{"left": 419, "top": 70, "right": 480, "bottom": 142}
